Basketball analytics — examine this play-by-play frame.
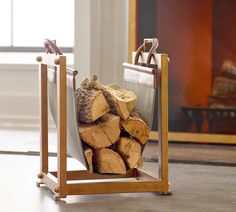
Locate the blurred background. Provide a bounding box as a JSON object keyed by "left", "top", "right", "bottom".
{"left": 0, "top": 0, "right": 235, "bottom": 165}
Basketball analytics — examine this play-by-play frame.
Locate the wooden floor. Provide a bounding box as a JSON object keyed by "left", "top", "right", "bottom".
{"left": 0, "top": 129, "right": 236, "bottom": 166}
{"left": 143, "top": 142, "right": 236, "bottom": 166}
{"left": 0, "top": 154, "right": 236, "bottom": 212}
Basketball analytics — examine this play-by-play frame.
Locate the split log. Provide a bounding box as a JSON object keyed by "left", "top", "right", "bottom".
{"left": 137, "top": 156, "right": 144, "bottom": 168}
{"left": 78, "top": 113, "right": 120, "bottom": 149}
{"left": 84, "top": 148, "right": 93, "bottom": 173}
{"left": 102, "top": 85, "right": 137, "bottom": 120}
{"left": 77, "top": 76, "right": 137, "bottom": 120}
{"left": 208, "top": 95, "right": 236, "bottom": 109}
{"left": 94, "top": 148, "right": 126, "bottom": 174}
{"left": 122, "top": 117, "right": 149, "bottom": 145}
{"left": 75, "top": 88, "right": 110, "bottom": 123}
{"left": 221, "top": 60, "right": 236, "bottom": 79}
{"left": 117, "top": 137, "right": 141, "bottom": 169}
{"left": 212, "top": 77, "right": 236, "bottom": 98}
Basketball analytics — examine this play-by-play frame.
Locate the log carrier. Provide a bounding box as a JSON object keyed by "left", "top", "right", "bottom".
{"left": 36, "top": 38, "right": 171, "bottom": 200}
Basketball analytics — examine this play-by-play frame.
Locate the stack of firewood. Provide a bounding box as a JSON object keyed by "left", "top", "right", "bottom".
{"left": 209, "top": 60, "right": 236, "bottom": 108}
{"left": 75, "top": 76, "right": 149, "bottom": 174}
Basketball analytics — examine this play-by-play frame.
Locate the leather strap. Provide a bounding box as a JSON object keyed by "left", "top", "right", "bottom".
{"left": 134, "top": 38, "right": 159, "bottom": 66}
{"left": 146, "top": 38, "right": 159, "bottom": 65}
{"left": 44, "top": 39, "right": 63, "bottom": 55}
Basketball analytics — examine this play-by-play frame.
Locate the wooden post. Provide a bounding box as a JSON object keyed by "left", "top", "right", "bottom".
{"left": 128, "top": 0, "right": 137, "bottom": 63}
{"left": 39, "top": 63, "right": 48, "bottom": 174}
{"left": 158, "top": 54, "right": 171, "bottom": 194}
{"left": 56, "top": 56, "right": 67, "bottom": 198}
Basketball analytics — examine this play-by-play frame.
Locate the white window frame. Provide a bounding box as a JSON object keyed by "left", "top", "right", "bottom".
{"left": 0, "top": 0, "right": 73, "bottom": 53}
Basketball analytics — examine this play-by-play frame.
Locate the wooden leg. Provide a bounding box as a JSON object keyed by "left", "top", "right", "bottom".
{"left": 39, "top": 64, "right": 49, "bottom": 175}
{"left": 36, "top": 182, "right": 44, "bottom": 187}
{"left": 128, "top": 0, "right": 137, "bottom": 63}
{"left": 36, "top": 173, "right": 43, "bottom": 187}
{"left": 158, "top": 55, "right": 171, "bottom": 194}
{"left": 53, "top": 194, "right": 61, "bottom": 201}
{"left": 160, "top": 190, "right": 173, "bottom": 195}
{"left": 160, "top": 181, "right": 172, "bottom": 195}
{"left": 57, "top": 56, "right": 67, "bottom": 198}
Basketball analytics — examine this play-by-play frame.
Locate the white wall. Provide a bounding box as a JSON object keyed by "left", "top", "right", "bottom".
{"left": 0, "top": 63, "right": 40, "bottom": 129}
{"left": 74, "top": 0, "right": 128, "bottom": 86}
{"left": 0, "top": 0, "right": 128, "bottom": 129}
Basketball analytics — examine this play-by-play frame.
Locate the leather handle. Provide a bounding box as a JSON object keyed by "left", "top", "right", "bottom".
{"left": 44, "top": 39, "right": 63, "bottom": 55}
{"left": 134, "top": 38, "right": 159, "bottom": 66}
{"left": 146, "top": 38, "right": 159, "bottom": 65}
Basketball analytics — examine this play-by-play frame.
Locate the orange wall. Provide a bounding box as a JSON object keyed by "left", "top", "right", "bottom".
{"left": 212, "top": 0, "right": 236, "bottom": 79}
{"left": 156, "top": 0, "right": 212, "bottom": 123}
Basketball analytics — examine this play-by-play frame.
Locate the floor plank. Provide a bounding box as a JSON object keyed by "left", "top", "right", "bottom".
{"left": 0, "top": 154, "right": 235, "bottom": 212}
{"left": 0, "top": 129, "right": 236, "bottom": 166}
{"left": 143, "top": 142, "right": 236, "bottom": 165}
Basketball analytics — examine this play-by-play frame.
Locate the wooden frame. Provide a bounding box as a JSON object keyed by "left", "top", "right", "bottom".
{"left": 128, "top": 0, "right": 137, "bottom": 63}
{"left": 129, "top": 0, "right": 236, "bottom": 145}
{"left": 36, "top": 53, "right": 171, "bottom": 200}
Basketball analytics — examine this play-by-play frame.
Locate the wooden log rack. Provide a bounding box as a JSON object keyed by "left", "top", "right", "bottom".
{"left": 36, "top": 45, "right": 171, "bottom": 200}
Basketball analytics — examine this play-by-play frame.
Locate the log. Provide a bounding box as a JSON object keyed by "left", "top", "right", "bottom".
{"left": 117, "top": 137, "right": 141, "bottom": 169}
{"left": 137, "top": 156, "right": 144, "bottom": 168}
{"left": 78, "top": 113, "right": 121, "bottom": 149}
{"left": 77, "top": 76, "right": 136, "bottom": 120}
{"left": 76, "top": 76, "right": 149, "bottom": 173}
{"left": 122, "top": 117, "right": 149, "bottom": 145}
{"left": 75, "top": 88, "right": 110, "bottom": 123}
{"left": 101, "top": 85, "right": 137, "bottom": 120}
{"left": 208, "top": 95, "right": 236, "bottom": 109}
{"left": 212, "top": 77, "right": 236, "bottom": 98}
{"left": 94, "top": 148, "right": 126, "bottom": 174}
{"left": 221, "top": 60, "right": 236, "bottom": 79}
{"left": 84, "top": 148, "right": 93, "bottom": 173}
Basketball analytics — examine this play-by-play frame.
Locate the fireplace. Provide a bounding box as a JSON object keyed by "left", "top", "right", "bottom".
{"left": 138, "top": 0, "right": 236, "bottom": 133}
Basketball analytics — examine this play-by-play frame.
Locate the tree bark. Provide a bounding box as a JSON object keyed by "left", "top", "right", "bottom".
{"left": 75, "top": 88, "right": 110, "bottom": 123}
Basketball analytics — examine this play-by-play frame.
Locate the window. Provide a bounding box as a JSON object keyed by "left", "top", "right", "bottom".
{"left": 0, "top": 0, "right": 74, "bottom": 52}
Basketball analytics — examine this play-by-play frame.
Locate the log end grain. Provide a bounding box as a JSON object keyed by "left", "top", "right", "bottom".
{"left": 78, "top": 113, "right": 120, "bottom": 149}
{"left": 117, "top": 137, "right": 141, "bottom": 169}
{"left": 84, "top": 148, "right": 93, "bottom": 173}
{"left": 102, "top": 85, "right": 137, "bottom": 120}
{"left": 122, "top": 117, "right": 149, "bottom": 145}
{"left": 76, "top": 88, "right": 110, "bottom": 123}
{"left": 94, "top": 148, "right": 126, "bottom": 174}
